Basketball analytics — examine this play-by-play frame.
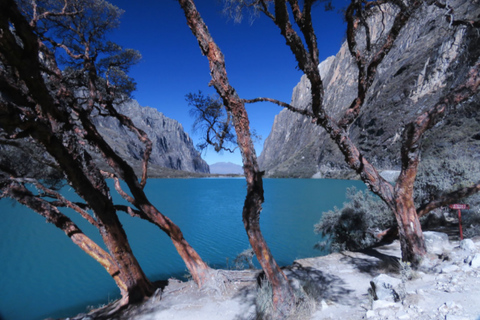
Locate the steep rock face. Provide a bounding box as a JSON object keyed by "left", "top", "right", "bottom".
{"left": 92, "top": 99, "right": 210, "bottom": 174}
{"left": 259, "top": 0, "right": 480, "bottom": 178}
{"left": 0, "top": 100, "right": 209, "bottom": 179}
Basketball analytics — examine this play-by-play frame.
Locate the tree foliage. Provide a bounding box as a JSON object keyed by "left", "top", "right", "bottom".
{"left": 0, "top": 0, "right": 210, "bottom": 306}
{"left": 186, "top": 91, "right": 237, "bottom": 152}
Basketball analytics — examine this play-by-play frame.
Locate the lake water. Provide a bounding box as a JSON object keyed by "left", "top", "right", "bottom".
{"left": 0, "top": 178, "right": 365, "bottom": 320}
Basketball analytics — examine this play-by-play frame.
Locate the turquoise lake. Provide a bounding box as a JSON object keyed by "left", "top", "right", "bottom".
{"left": 0, "top": 178, "right": 365, "bottom": 320}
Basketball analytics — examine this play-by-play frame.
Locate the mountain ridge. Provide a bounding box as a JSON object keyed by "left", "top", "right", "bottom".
{"left": 0, "top": 99, "right": 210, "bottom": 179}
{"left": 209, "top": 162, "right": 244, "bottom": 175}
{"left": 258, "top": 0, "right": 480, "bottom": 179}
{"left": 92, "top": 99, "right": 210, "bottom": 176}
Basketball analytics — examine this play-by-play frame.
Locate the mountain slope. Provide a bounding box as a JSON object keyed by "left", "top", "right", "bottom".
{"left": 0, "top": 99, "right": 209, "bottom": 179}
{"left": 92, "top": 100, "right": 210, "bottom": 175}
{"left": 259, "top": 0, "right": 480, "bottom": 178}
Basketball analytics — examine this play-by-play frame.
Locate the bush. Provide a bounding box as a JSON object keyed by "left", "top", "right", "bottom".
{"left": 232, "top": 248, "right": 256, "bottom": 270}
{"left": 416, "top": 155, "right": 480, "bottom": 237}
{"left": 415, "top": 156, "right": 480, "bottom": 208}
{"left": 314, "top": 187, "right": 395, "bottom": 252}
{"left": 315, "top": 155, "right": 480, "bottom": 252}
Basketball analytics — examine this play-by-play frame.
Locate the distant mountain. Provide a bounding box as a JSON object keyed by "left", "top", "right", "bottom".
{"left": 209, "top": 162, "right": 244, "bottom": 175}
{"left": 259, "top": 0, "right": 480, "bottom": 178}
{"left": 0, "top": 99, "right": 210, "bottom": 179}
{"left": 92, "top": 99, "right": 210, "bottom": 176}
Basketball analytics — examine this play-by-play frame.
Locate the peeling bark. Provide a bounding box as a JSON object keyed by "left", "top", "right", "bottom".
{"left": 0, "top": 0, "right": 154, "bottom": 303}
{"left": 177, "top": 0, "right": 295, "bottom": 316}
{"left": 248, "top": 0, "right": 479, "bottom": 266}
{"left": 2, "top": 181, "right": 130, "bottom": 299}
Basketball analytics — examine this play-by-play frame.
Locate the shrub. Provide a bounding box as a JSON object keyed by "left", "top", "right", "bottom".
{"left": 315, "top": 154, "right": 480, "bottom": 253}
{"left": 314, "top": 187, "right": 395, "bottom": 252}
{"left": 232, "top": 248, "right": 256, "bottom": 270}
{"left": 415, "top": 156, "right": 480, "bottom": 208}
{"left": 416, "top": 155, "right": 480, "bottom": 237}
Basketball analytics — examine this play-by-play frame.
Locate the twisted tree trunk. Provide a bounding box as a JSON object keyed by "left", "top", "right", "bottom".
{"left": 177, "top": 0, "right": 295, "bottom": 317}
{"left": 0, "top": 0, "right": 154, "bottom": 302}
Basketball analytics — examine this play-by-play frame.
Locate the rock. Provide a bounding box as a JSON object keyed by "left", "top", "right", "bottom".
{"left": 470, "top": 254, "right": 480, "bottom": 268}
{"left": 366, "top": 310, "right": 376, "bottom": 318}
{"left": 372, "top": 300, "right": 398, "bottom": 310}
{"left": 259, "top": 0, "right": 480, "bottom": 179}
{"left": 447, "top": 316, "right": 469, "bottom": 320}
{"left": 424, "top": 231, "right": 450, "bottom": 256}
{"left": 446, "top": 315, "right": 470, "bottom": 320}
{"left": 370, "top": 274, "right": 403, "bottom": 302}
{"left": 450, "top": 246, "right": 473, "bottom": 264}
{"left": 441, "top": 264, "right": 460, "bottom": 273}
{"left": 396, "top": 310, "right": 410, "bottom": 319}
{"left": 320, "top": 300, "right": 329, "bottom": 310}
{"left": 92, "top": 100, "right": 210, "bottom": 174}
{"left": 460, "top": 239, "right": 476, "bottom": 252}
{"left": 438, "top": 301, "right": 464, "bottom": 317}
{"left": 461, "top": 264, "right": 472, "bottom": 272}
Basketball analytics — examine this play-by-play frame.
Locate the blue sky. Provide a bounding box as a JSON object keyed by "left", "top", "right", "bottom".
{"left": 109, "top": 0, "right": 348, "bottom": 165}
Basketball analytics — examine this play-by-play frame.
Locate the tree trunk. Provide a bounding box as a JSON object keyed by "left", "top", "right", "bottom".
{"left": 177, "top": 0, "right": 296, "bottom": 316}
{"left": 138, "top": 202, "right": 211, "bottom": 286}
{"left": 242, "top": 169, "right": 295, "bottom": 318}
{"left": 4, "top": 181, "right": 131, "bottom": 300}
{"left": 75, "top": 102, "right": 211, "bottom": 287}
{"left": 40, "top": 131, "right": 155, "bottom": 303}
{"left": 393, "top": 193, "right": 426, "bottom": 266}
{"left": 0, "top": 2, "right": 154, "bottom": 300}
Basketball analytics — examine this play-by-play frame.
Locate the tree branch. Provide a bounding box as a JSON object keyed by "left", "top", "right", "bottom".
{"left": 417, "top": 182, "right": 480, "bottom": 217}
{"left": 1, "top": 180, "right": 125, "bottom": 291}
{"left": 242, "top": 97, "right": 315, "bottom": 118}
{"left": 339, "top": 0, "right": 423, "bottom": 129}
{"left": 32, "top": 180, "right": 99, "bottom": 227}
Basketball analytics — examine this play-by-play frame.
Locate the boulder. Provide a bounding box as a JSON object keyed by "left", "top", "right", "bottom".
{"left": 459, "top": 239, "right": 476, "bottom": 252}
{"left": 470, "top": 254, "right": 480, "bottom": 268}
{"left": 369, "top": 274, "right": 403, "bottom": 302}
{"left": 424, "top": 231, "right": 450, "bottom": 256}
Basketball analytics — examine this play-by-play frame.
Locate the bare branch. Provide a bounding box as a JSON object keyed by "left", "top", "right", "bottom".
{"left": 339, "top": 0, "right": 423, "bottom": 129}
{"left": 417, "top": 182, "right": 480, "bottom": 217}
{"left": 32, "top": 180, "right": 99, "bottom": 227}
{"left": 242, "top": 97, "right": 315, "bottom": 118}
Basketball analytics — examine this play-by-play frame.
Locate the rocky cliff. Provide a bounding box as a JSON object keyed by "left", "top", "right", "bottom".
{"left": 91, "top": 99, "right": 210, "bottom": 175}
{"left": 258, "top": 0, "right": 480, "bottom": 178}
{"left": 0, "top": 99, "right": 209, "bottom": 178}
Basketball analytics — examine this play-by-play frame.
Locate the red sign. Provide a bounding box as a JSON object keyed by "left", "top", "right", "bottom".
{"left": 449, "top": 204, "right": 470, "bottom": 210}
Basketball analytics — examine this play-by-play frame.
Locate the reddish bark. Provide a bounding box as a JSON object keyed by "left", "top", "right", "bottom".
{"left": 248, "top": 0, "right": 479, "bottom": 266}
{"left": 177, "top": 0, "right": 295, "bottom": 316}
{"left": 2, "top": 181, "right": 130, "bottom": 299}
{"left": 0, "top": 0, "right": 154, "bottom": 302}
{"left": 78, "top": 112, "right": 211, "bottom": 286}
{"left": 1, "top": 0, "right": 211, "bottom": 290}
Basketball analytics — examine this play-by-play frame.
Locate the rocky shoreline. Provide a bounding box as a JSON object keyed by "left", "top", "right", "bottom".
{"left": 67, "top": 231, "right": 480, "bottom": 320}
